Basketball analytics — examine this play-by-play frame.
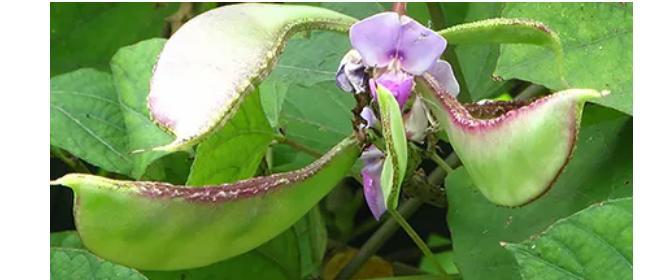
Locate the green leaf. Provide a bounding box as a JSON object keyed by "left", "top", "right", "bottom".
{"left": 110, "top": 38, "right": 183, "bottom": 178}
{"left": 51, "top": 247, "right": 147, "bottom": 280}
{"left": 376, "top": 85, "right": 408, "bottom": 210}
{"left": 419, "top": 235, "right": 459, "bottom": 275}
{"left": 187, "top": 90, "right": 274, "bottom": 186}
{"left": 439, "top": 3, "right": 507, "bottom": 101}
{"left": 495, "top": 3, "right": 632, "bottom": 115}
{"left": 51, "top": 231, "right": 84, "bottom": 249}
{"left": 504, "top": 197, "right": 632, "bottom": 280}
{"left": 273, "top": 82, "right": 356, "bottom": 172}
{"left": 446, "top": 106, "right": 632, "bottom": 280}
{"left": 50, "top": 68, "right": 132, "bottom": 174}
{"left": 147, "top": 4, "right": 357, "bottom": 151}
{"left": 51, "top": 3, "right": 178, "bottom": 75}
{"left": 260, "top": 80, "right": 290, "bottom": 128}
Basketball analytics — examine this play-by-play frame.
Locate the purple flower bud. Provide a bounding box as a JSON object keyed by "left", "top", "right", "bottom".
{"left": 360, "top": 145, "right": 387, "bottom": 219}
{"left": 335, "top": 49, "right": 368, "bottom": 94}
{"left": 360, "top": 106, "right": 378, "bottom": 128}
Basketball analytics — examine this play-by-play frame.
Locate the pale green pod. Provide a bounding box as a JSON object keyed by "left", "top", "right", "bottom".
{"left": 439, "top": 18, "right": 566, "bottom": 86}
{"left": 147, "top": 4, "right": 357, "bottom": 151}
{"left": 51, "top": 137, "right": 360, "bottom": 270}
{"left": 416, "top": 73, "right": 607, "bottom": 206}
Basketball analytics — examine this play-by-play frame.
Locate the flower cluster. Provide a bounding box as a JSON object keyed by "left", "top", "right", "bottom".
{"left": 336, "top": 12, "right": 459, "bottom": 219}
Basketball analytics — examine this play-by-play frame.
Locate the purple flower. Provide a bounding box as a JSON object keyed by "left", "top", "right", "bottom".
{"left": 350, "top": 12, "right": 459, "bottom": 105}
{"left": 360, "top": 145, "right": 387, "bottom": 219}
{"left": 338, "top": 12, "right": 461, "bottom": 218}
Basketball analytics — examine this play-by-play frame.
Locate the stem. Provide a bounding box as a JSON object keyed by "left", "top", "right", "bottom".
{"left": 428, "top": 150, "right": 453, "bottom": 174}
{"left": 274, "top": 135, "right": 323, "bottom": 158}
{"left": 388, "top": 208, "right": 449, "bottom": 279}
{"left": 392, "top": 2, "right": 407, "bottom": 15}
{"left": 426, "top": 3, "right": 472, "bottom": 103}
{"left": 336, "top": 154, "right": 462, "bottom": 280}
{"left": 51, "top": 147, "right": 91, "bottom": 174}
{"left": 334, "top": 198, "right": 424, "bottom": 280}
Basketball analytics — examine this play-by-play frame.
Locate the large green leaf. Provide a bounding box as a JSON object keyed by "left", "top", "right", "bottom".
{"left": 110, "top": 38, "right": 181, "bottom": 178}
{"left": 147, "top": 4, "right": 357, "bottom": 151}
{"left": 273, "top": 82, "right": 356, "bottom": 172}
{"left": 51, "top": 247, "right": 147, "bottom": 280}
{"left": 50, "top": 68, "right": 132, "bottom": 174}
{"left": 51, "top": 3, "right": 178, "bottom": 75}
{"left": 51, "top": 39, "right": 191, "bottom": 179}
{"left": 446, "top": 106, "right": 632, "bottom": 280}
{"left": 187, "top": 90, "right": 274, "bottom": 186}
{"left": 505, "top": 197, "right": 632, "bottom": 280}
{"left": 51, "top": 231, "right": 83, "bottom": 249}
{"left": 495, "top": 3, "right": 632, "bottom": 115}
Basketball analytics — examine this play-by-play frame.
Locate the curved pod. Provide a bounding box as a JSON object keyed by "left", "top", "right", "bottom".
{"left": 148, "top": 4, "right": 357, "bottom": 151}
{"left": 416, "top": 73, "right": 606, "bottom": 206}
{"left": 51, "top": 137, "right": 360, "bottom": 270}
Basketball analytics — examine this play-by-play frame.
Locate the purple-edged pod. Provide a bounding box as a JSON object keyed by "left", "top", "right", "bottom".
{"left": 50, "top": 137, "right": 360, "bottom": 270}
{"left": 415, "top": 73, "right": 608, "bottom": 206}
{"left": 147, "top": 4, "right": 357, "bottom": 152}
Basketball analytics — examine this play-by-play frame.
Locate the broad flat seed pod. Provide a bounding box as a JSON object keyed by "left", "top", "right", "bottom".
{"left": 51, "top": 137, "right": 360, "bottom": 270}
{"left": 416, "top": 73, "right": 607, "bottom": 206}
{"left": 147, "top": 4, "right": 356, "bottom": 151}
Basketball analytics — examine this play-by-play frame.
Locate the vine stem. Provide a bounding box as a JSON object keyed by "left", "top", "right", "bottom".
{"left": 388, "top": 208, "right": 450, "bottom": 279}
{"left": 335, "top": 154, "right": 462, "bottom": 280}
{"left": 51, "top": 147, "right": 91, "bottom": 174}
{"left": 273, "top": 134, "right": 323, "bottom": 158}
{"left": 428, "top": 150, "right": 453, "bottom": 174}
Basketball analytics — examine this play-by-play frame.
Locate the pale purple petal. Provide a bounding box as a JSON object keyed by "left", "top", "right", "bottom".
{"left": 360, "top": 106, "right": 378, "bottom": 128}
{"left": 375, "top": 71, "right": 414, "bottom": 108}
{"left": 404, "top": 96, "right": 430, "bottom": 143}
{"left": 396, "top": 16, "right": 447, "bottom": 75}
{"left": 427, "top": 59, "right": 460, "bottom": 97}
{"left": 335, "top": 49, "right": 368, "bottom": 94}
{"left": 360, "top": 146, "right": 387, "bottom": 220}
{"left": 350, "top": 12, "right": 401, "bottom": 68}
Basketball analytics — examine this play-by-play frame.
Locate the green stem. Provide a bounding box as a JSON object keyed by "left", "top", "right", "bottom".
{"left": 51, "top": 147, "right": 91, "bottom": 174}
{"left": 428, "top": 150, "right": 453, "bottom": 174}
{"left": 388, "top": 208, "right": 450, "bottom": 279}
{"left": 274, "top": 135, "right": 323, "bottom": 158}
{"left": 336, "top": 154, "right": 462, "bottom": 280}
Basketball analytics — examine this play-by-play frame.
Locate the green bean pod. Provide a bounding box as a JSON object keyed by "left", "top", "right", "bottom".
{"left": 51, "top": 137, "right": 360, "bottom": 270}
{"left": 416, "top": 73, "right": 606, "bottom": 206}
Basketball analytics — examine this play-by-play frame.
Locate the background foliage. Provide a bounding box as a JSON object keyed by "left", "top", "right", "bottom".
{"left": 51, "top": 2, "right": 632, "bottom": 280}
